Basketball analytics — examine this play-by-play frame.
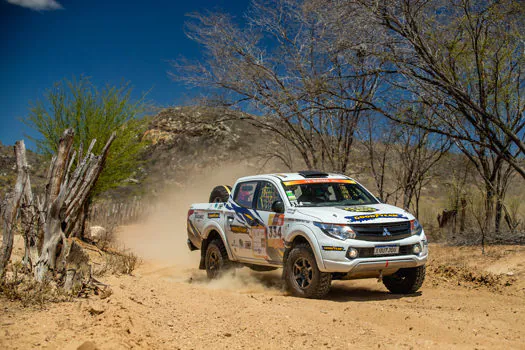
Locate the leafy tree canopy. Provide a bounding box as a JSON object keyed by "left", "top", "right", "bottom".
{"left": 25, "top": 76, "right": 149, "bottom": 196}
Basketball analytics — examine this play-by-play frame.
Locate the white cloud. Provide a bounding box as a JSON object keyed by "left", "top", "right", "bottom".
{"left": 7, "top": 0, "right": 63, "bottom": 11}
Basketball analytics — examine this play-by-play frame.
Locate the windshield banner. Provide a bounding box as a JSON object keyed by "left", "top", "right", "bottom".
{"left": 283, "top": 179, "right": 355, "bottom": 186}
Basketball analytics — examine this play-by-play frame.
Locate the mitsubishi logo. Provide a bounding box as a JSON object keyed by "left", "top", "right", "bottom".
{"left": 383, "top": 227, "right": 391, "bottom": 236}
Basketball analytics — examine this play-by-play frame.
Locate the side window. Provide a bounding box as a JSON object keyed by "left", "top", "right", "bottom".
{"left": 256, "top": 182, "right": 282, "bottom": 211}
{"left": 233, "top": 181, "right": 258, "bottom": 208}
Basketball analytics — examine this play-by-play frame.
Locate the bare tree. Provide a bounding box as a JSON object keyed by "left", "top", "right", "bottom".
{"left": 361, "top": 115, "right": 402, "bottom": 204}
{"left": 393, "top": 121, "right": 451, "bottom": 218}
{"left": 362, "top": 112, "right": 450, "bottom": 218}
{"left": 172, "top": 0, "right": 391, "bottom": 172}
{"left": 356, "top": 0, "right": 525, "bottom": 178}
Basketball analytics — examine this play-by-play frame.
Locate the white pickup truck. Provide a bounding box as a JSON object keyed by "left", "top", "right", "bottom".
{"left": 187, "top": 171, "right": 428, "bottom": 298}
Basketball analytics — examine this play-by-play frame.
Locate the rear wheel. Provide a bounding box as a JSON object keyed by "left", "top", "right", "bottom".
{"left": 205, "top": 239, "right": 232, "bottom": 279}
{"left": 284, "top": 243, "right": 331, "bottom": 298}
{"left": 209, "top": 185, "right": 231, "bottom": 203}
{"left": 383, "top": 265, "right": 426, "bottom": 294}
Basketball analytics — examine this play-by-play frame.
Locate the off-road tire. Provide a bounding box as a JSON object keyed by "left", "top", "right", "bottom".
{"left": 284, "top": 243, "right": 331, "bottom": 298}
{"left": 383, "top": 265, "right": 426, "bottom": 294}
{"left": 209, "top": 185, "right": 232, "bottom": 203}
{"left": 205, "top": 239, "right": 232, "bottom": 279}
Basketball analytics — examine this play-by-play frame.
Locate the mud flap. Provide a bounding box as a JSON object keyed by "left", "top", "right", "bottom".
{"left": 281, "top": 246, "right": 291, "bottom": 280}
{"left": 199, "top": 240, "right": 208, "bottom": 270}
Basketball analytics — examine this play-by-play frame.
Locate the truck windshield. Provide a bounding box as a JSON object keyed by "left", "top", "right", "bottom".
{"left": 282, "top": 180, "right": 378, "bottom": 207}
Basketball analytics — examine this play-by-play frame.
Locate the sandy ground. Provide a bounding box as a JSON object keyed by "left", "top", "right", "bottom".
{"left": 1, "top": 172, "right": 524, "bottom": 349}
{"left": 2, "top": 237, "right": 524, "bottom": 349}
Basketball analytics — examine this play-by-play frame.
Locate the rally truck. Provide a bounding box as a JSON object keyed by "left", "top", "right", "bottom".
{"left": 186, "top": 171, "right": 428, "bottom": 298}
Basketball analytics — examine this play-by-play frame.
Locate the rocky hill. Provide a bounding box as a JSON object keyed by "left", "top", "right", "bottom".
{"left": 136, "top": 106, "right": 276, "bottom": 194}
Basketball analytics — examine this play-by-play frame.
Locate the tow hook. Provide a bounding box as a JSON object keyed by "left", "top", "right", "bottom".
{"left": 377, "top": 270, "right": 383, "bottom": 283}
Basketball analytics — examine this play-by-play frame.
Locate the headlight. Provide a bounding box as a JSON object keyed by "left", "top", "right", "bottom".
{"left": 410, "top": 219, "right": 423, "bottom": 235}
{"left": 314, "top": 222, "right": 356, "bottom": 241}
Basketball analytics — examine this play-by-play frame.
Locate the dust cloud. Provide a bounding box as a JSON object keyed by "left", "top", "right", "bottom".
{"left": 115, "top": 163, "right": 284, "bottom": 293}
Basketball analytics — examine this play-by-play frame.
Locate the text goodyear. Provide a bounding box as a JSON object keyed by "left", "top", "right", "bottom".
{"left": 345, "top": 213, "right": 408, "bottom": 222}
{"left": 322, "top": 246, "right": 345, "bottom": 251}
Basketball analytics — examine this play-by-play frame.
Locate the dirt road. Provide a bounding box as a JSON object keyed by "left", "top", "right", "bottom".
{"left": 1, "top": 240, "right": 524, "bottom": 349}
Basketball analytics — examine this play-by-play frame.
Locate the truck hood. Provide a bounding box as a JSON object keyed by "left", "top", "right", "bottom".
{"left": 293, "top": 204, "right": 414, "bottom": 224}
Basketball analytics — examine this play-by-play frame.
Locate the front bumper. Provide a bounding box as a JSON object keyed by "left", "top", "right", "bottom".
{"left": 317, "top": 231, "right": 428, "bottom": 274}
{"left": 323, "top": 254, "right": 427, "bottom": 276}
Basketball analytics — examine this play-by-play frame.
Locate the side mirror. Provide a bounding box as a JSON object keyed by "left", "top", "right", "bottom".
{"left": 271, "top": 200, "right": 285, "bottom": 213}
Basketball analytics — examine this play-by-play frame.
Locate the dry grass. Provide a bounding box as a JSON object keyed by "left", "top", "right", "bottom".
{"left": 0, "top": 263, "right": 72, "bottom": 308}
{"left": 94, "top": 248, "right": 141, "bottom": 276}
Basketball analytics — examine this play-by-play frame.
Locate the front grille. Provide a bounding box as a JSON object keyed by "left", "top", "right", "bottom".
{"left": 350, "top": 221, "right": 411, "bottom": 241}
{"left": 354, "top": 245, "right": 413, "bottom": 258}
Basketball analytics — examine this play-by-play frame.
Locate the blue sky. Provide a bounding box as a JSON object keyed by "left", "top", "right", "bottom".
{"left": 0, "top": 0, "right": 249, "bottom": 148}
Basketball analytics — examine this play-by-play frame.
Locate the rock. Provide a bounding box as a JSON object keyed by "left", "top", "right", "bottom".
{"left": 86, "top": 226, "right": 107, "bottom": 243}
{"left": 64, "top": 239, "right": 92, "bottom": 293}
{"left": 77, "top": 341, "right": 98, "bottom": 350}
{"left": 88, "top": 307, "right": 104, "bottom": 316}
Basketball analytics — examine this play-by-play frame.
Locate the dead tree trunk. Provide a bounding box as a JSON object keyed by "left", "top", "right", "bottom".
{"left": 18, "top": 142, "right": 40, "bottom": 270}
{"left": 1, "top": 129, "right": 116, "bottom": 294}
{"left": 0, "top": 141, "right": 29, "bottom": 279}
{"left": 34, "top": 129, "right": 75, "bottom": 281}
{"left": 34, "top": 129, "right": 115, "bottom": 283}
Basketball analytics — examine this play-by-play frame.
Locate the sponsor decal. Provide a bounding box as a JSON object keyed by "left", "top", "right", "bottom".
{"left": 267, "top": 214, "right": 285, "bottom": 249}
{"left": 194, "top": 213, "right": 205, "bottom": 220}
{"left": 269, "top": 213, "right": 285, "bottom": 226}
{"left": 231, "top": 225, "right": 248, "bottom": 234}
{"left": 322, "top": 246, "right": 345, "bottom": 251}
{"left": 345, "top": 213, "right": 409, "bottom": 222}
{"left": 208, "top": 212, "right": 221, "bottom": 219}
{"left": 285, "top": 190, "right": 297, "bottom": 201}
{"left": 341, "top": 206, "right": 378, "bottom": 213}
{"left": 251, "top": 225, "right": 267, "bottom": 257}
{"left": 283, "top": 179, "right": 355, "bottom": 186}
{"left": 284, "top": 218, "right": 310, "bottom": 223}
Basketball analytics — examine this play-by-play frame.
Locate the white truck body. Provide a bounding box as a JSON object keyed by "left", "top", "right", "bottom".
{"left": 187, "top": 172, "right": 428, "bottom": 281}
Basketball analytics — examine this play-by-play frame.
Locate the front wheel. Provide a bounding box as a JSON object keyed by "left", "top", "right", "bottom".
{"left": 205, "top": 239, "right": 231, "bottom": 279}
{"left": 284, "top": 243, "right": 331, "bottom": 298}
{"left": 383, "top": 265, "right": 426, "bottom": 294}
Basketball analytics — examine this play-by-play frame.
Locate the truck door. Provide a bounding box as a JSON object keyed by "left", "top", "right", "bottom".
{"left": 224, "top": 181, "right": 262, "bottom": 261}
{"left": 252, "top": 181, "right": 286, "bottom": 265}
